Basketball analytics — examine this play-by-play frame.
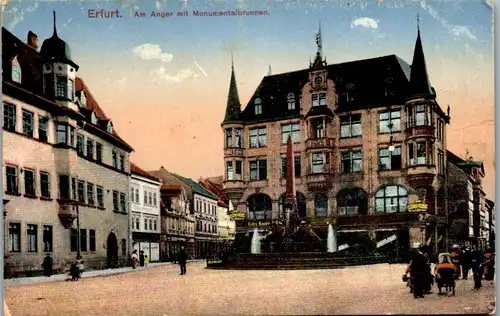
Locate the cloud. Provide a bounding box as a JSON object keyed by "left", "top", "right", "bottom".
{"left": 419, "top": 0, "right": 477, "bottom": 40}
{"left": 194, "top": 61, "right": 208, "bottom": 76}
{"left": 152, "top": 66, "right": 199, "bottom": 83}
{"left": 133, "top": 43, "right": 174, "bottom": 63}
{"left": 350, "top": 17, "right": 379, "bottom": 29}
{"left": 4, "top": 2, "right": 39, "bottom": 30}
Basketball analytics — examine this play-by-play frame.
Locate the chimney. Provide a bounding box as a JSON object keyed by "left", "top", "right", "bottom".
{"left": 27, "top": 31, "right": 38, "bottom": 50}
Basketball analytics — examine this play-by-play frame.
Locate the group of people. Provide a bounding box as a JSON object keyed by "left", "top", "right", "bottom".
{"left": 130, "top": 246, "right": 188, "bottom": 275}
{"left": 404, "top": 245, "right": 495, "bottom": 299}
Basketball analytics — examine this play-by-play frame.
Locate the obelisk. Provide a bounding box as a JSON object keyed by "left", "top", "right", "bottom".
{"left": 284, "top": 135, "right": 297, "bottom": 233}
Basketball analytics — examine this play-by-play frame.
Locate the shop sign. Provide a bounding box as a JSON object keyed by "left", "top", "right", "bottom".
{"left": 247, "top": 220, "right": 273, "bottom": 228}
{"left": 408, "top": 200, "right": 428, "bottom": 213}
{"left": 230, "top": 212, "right": 246, "bottom": 221}
{"left": 309, "top": 218, "right": 330, "bottom": 226}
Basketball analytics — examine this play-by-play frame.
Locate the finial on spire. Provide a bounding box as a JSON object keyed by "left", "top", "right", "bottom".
{"left": 417, "top": 13, "right": 420, "bottom": 35}
{"left": 53, "top": 10, "right": 58, "bottom": 36}
{"left": 231, "top": 51, "right": 234, "bottom": 70}
{"left": 315, "top": 21, "right": 323, "bottom": 57}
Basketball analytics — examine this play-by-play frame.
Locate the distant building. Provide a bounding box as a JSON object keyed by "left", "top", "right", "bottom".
{"left": 2, "top": 17, "right": 133, "bottom": 274}
{"left": 150, "top": 167, "right": 195, "bottom": 258}
{"left": 220, "top": 24, "right": 451, "bottom": 256}
{"left": 486, "top": 199, "right": 495, "bottom": 248}
{"left": 130, "top": 163, "right": 161, "bottom": 262}
{"left": 200, "top": 178, "right": 236, "bottom": 251}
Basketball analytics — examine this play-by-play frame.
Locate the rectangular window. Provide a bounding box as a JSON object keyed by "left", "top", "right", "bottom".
{"left": 379, "top": 147, "right": 402, "bottom": 170}
{"left": 113, "top": 191, "right": 119, "bottom": 211}
{"left": 249, "top": 159, "right": 267, "bottom": 181}
{"left": 27, "top": 224, "right": 37, "bottom": 252}
{"left": 438, "top": 150, "right": 445, "bottom": 175}
{"left": 340, "top": 115, "right": 361, "bottom": 138}
{"left": 341, "top": 150, "right": 362, "bottom": 173}
{"left": 3, "top": 103, "right": 16, "bottom": 132}
{"left": 87, "top": 183, "right": 94, "bottom": 206}
{"left": 312, "top": 119, "right": 324, "bottom": 139}
{"left": 56, "top": 76, "right": 67, "bottom": 98}
{"left": 144, "top": 218, "right": 148, "bottom": 230}
{"left": 226, "top": 161, "right": 233, "bottom": 181}
{"left": 59, "top": 175, "right": 69, "bottom": 200}
{"left": 281, "top": 123, "right": 301, "bottom": 144}
{"left": 8, "top": 223, "right": 21, "bottom": 252}
{"left": 70, "top": 229, "right": 78, "bottom": 252}
{"left": 71, "top": 177, "right": 77, "bottom": 200}
{"left": 281, "top": 155, "right": 301, "bottom": 178}
{"left": 135, "top": 217, "right": 140, "bottom": 229}
{"left": 43, "top": 74, "right": 54, "bottom": 97}
{"left": 130, "top": 187, "right": 135, "bottom": 202}
{"left": 69, "top": 126, "right": 75, "bottom": 147}
{"left": 24, "top": 169, "right": 36, "bottom": 196}
{"left": 80, "top": 229, "right": 87, "bottom": 252}
{"left": 153, "top": 192, "right": 157, "bottom": 206}
{"left": 416, "top": 142, "right": 426, "bottom": 164}
{"left": 38, "top": 116, "right": 48, "bottom": 142}
{"left": 312, "top": 94, "right": 319, "bottom": 107}
{"left": 319, "top": 93, "right": 327, "bottom": 106}
{"left": 6, "top": 165, "right": 19, "bottom": 194}
{"left": 56, "top": 124, "right": 67, "bottom": 144}
{"left": 379, "top": 111, "right": 401, "bottom": 133}
{"left": 40, "top": 172, "right": 51, "bottom": 198}
{"left": 68, "top": 79, "right": 74, "bottom": 100}
{"left": 21, "top": 110, "right": 34, "bottom": 137}
{"left": 415, "top": 105, "right": 427, "bottom": 126}
{"left": 249, "top": 128, "right": 267, "bottom": 148}
{"left": 225, "top": 129, "right": 232, "bottom": 148}
{"left": 148, "top": 192, "right": 153, "bottom": 205}
{"left": 96, "top": 186, "right": 104, "bottom": 208}
{"left": 43, "top": 225, "right": 53, "bottom": 252}
{"left": 77, "top": 181, "right": 85, "bottom": 203}
{"left": 89, "top": 230, "right": 96, "bottom": 252}
{"left": 134, "top": 188, "right": 139, "bottom": 203}
{"left": 76, "top": 134, "right": 85, "bottom": 155}
{"left": 235, "top": 128, "right": 242, "bottom": 148}
{"left": 112, "top": 151, "right": 118, "bottom": 168}
{"left": 235, "top": 161, "right": 242, "bottom": 180}
{"left": 120, "top": 193, "right": 126, "bottom": 213}
{"left": 312, "top": 153, "right": 327, "bottom": 173}
{"left": 119, "top": 154, "right": 125, "bottom": 171}
{"left": 96, "top": 142, "right": 103, "bottom": 162}
{"left": 143, "top": 190, "right": 147, "bottom": 205}
{"left": 408, "top": 144, "right": 415, "bottom": 165}
{"left": 86, "top": 139, "right": 94, "bottom": 159}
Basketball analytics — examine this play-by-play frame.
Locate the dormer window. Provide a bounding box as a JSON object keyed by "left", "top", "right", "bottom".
{"left": 254, "top": 98, "right": 262, "bottom": 115}
{"left": 11, "top": 56, "right": 21, "bottom": 84}
{"left": 287, "top": 93, "right": 295, "bottom": 110}
{"left": 91, "top": 112, "right": 98, "bottom": 125}
{"left": 107, "top": 122, "right": 113, "bottom": 133}
{"left": 80, "top": 92, "right": 87, "bottom": 107}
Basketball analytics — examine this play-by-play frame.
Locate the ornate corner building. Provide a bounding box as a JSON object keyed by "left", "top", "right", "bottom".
{"left": 220, "top": 24, "right": 454, "bottom": 255}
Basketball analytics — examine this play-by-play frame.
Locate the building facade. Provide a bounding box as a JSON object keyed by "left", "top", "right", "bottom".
{"left": 130, "top": 163, "right": 161, "bottom": 262}
{"left": 220, "top": 26, "right": 452, "bottom": 257}
{"left": 485, "top": 199, "right": 495, "bottom": 249}
{"left": 3, "top": 21, "right": 133, "bottom": 274}
{"left": 150, "top": 167, "right": 195, "bottom": 259}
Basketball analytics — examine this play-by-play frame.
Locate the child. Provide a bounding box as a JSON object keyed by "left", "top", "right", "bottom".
{"left": 144, "top": 255, "right": 149, "bottom": 267}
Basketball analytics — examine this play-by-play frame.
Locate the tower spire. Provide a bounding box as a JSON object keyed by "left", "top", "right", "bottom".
{"left": 417, "top": 13, "right": 420, "bottom": 35}
{"left": 316, "top": 20, "right": 323, "bottom": 57}
{"left": 222, "top": 55, "right": 242, "bottom": 125}
{"left": 311, "top": 21, "right": 326, "bottom": 69}
{"left": 408, "top": 17, "right": 434, "bottom": 99}
{"left": 231, "top": 51, "right": 234, "bottom": 70}
{"left": 53, "top": 10, "right": 58, "bottom": 36}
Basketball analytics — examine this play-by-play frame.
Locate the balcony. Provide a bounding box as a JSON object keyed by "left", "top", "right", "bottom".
{"left": 57, "top": 198, "right": 79, "bottom": 229}
{"left": 406, "top": 164, "right": 436, "bottom": 188}
{"left": 224, "top": 147, "right": 244, "bottom": 157}
{"left": 405, "top": 124, "right": 435, "bottom": 140}
{"left": 305, "top": 138, "right": 335, "bottom": 151}
{"left": 306, "top": 167, "right": 333, "bottom": 190}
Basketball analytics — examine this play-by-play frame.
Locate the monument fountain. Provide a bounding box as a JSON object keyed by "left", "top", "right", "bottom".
{"left": 207, "top": 136, "right": 386, "bottom": 270}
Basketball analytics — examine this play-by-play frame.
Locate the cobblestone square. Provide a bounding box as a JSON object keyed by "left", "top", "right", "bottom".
{"left": 4, "top": 262, "right": 495, "bottom": 315}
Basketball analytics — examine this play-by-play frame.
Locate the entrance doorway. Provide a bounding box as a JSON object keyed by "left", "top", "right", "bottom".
{"left": 107, "top": 232, "right": 118, "bottom": 268}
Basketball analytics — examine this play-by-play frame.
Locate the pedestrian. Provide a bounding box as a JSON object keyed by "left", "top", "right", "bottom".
{"left": 178, "top": 246, "right": 188, "bottom": 275}
{"left": 471, "top": 247, "right": 484, "bottom": 291}
{"left": 131, "top": 250, "right": 138, "bottom": 269}
{"left": 461, "top": 247, "right": 471, "bottom": 280}
{"left": 42, "top": 253, "right": 53, "bottom": 277}
{"left": 434, "top": 253, "right": 456, "bottom": 295}
{"left": 408, "top": 247, "right": 428, "bottom": 299}
{"left": 144, "top": 255, "right": 149, "bottom": 267}
{"left": 450, "top": 245, "right": 462, "bottom": 280}
{"left": 139, "top": 250, "right": 145, "bottom": 267}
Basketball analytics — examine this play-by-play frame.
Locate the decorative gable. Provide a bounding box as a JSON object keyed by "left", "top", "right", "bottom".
{"left": 11, "top": 55, "right": 21, "bottom": 83}
{"left": 80, "top": 91, "right": 87, "bottom": 107}
{"left": 91, "top": 112, "right": 98, "bottom": 124}
{"left": 107, "top": 121, "right": 113, "bottom": 133}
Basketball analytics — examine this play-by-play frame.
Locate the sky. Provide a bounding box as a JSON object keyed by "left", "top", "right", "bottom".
{"left": 3, "top": 0, "right": 495, "bottom": 198}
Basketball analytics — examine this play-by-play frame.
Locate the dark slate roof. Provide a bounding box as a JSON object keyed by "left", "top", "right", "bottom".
{"left": 173, "top": 174, "right": 217, "bottom": 200}
{"left": 408, "top": 29, "right": 434, "bottom": 99}
{"left": 237, "top": 54, "right": 411, "bottom": 125}
{"left": 222, "top": 61, "right": 243, "bottom": 125}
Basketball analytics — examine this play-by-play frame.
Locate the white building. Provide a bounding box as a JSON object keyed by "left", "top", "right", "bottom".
{"left": 2, "top": 22, "right": 133, "bottom": 275}
{"left": 217, "top": 200, "right": 236, "bottom": 250}
{"left": 130, "top": 163, "right": 161, "bottom": 262}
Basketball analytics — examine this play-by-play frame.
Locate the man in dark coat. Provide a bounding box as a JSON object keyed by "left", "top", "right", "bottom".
{"left": 461, "top": 248, "right": 471, "bottom": 280}
{"left": 409, "top": 248, "right": 428, "bottom": 298}
{"left": 471, "top": 248, "right": 484, "bottom": 290}
{"left": 178, "top": 246, "right": 188, "bottom": 275}
{"left": 139, "top": 250, "right": 145, "bottom": 267}
{"left": 42, "top": 253, "right": 53, "bottom": 277}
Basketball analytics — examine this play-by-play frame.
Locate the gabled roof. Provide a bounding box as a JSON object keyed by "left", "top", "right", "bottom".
{"left": 130, "top": 162, "right": 161, "bottom": 183}
{"left": 149, "top": 167, "right": 193, "bottom": 199}
{"left": 199, "top": 178, "right": 229, "bottom": 206}
{"left": 236, "top": 54, "right": 411, "bottom": 125}
{"left": 408, "top": 28, "right": 434, "bottom": 99}
{"left": 173, "top": 174, "right": 217, "bottom": 200}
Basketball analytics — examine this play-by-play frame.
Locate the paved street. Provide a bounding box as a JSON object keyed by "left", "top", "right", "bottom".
{"left": 5, "top": 262, "right": 495, "bottom": 316}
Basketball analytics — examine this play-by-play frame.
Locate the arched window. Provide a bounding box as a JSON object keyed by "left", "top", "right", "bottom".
{"left": 11, "top": 55, "right": 21, "bottom": 84}
{"left": 315, "top": 193, "right": 328, "bottom": 217}
{"left": 375, "top": 185, "right": 408, "bottom": 213}
{"left": 254, "top": 98, "right": 262, "bottom": 115}
{"left": 337, "top": 188, "right": 368, "bottom": 216}
{"left": 247, "top": 193, "right": 272, "bottom": 220}
{"left": 278, "top": 192, "right": 307, "bottom": 219}
{"left": 287, "top": 92, "right": 295, "bottom": 110}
